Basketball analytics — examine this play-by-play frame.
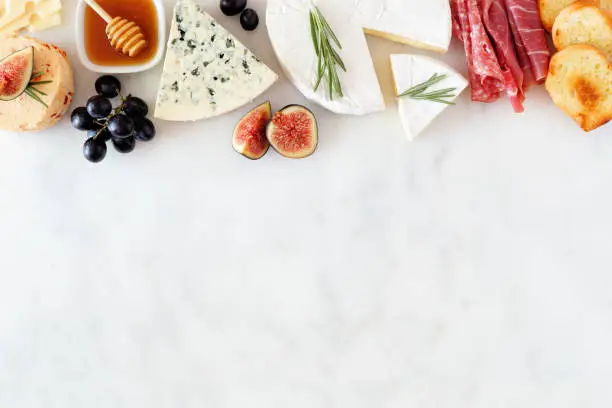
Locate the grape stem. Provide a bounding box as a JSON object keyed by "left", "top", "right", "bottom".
{"left": 92, "top": 92, "right": 128, "bottom": 141}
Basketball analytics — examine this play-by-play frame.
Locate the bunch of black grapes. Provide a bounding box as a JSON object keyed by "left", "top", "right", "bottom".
{"left": 71, "top": 75, "right": 156, "bottom": 163}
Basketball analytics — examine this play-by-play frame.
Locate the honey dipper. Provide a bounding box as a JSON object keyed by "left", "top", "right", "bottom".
{"left": 84, "top": 0, "right": 148, "bottom": 57}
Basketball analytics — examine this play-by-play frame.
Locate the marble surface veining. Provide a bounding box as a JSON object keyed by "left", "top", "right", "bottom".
{"left": 1, "top": 0, "right": 612, "bottom": 407}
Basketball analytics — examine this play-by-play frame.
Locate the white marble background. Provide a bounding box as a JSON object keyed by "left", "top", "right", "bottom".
{"left": 1, "top": 0, "right": 612, "bottom": 406}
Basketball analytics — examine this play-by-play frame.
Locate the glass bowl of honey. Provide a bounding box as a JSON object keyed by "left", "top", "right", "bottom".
{"left": 75, "top": 0, "right": 166, "bottom": 73}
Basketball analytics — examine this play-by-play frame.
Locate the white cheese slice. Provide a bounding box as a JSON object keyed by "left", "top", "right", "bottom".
{"left": 154, "top": 0, "right": 278, "bottom": 121}
{"left": 266, "top": 0, "right": 452, "bottom": 116}
{"left": 390, "top": 54, "right": 468, "bottom": 140}
{"left": 0, "top": 0, "right": 61, "bottom": 34}
{"left": 0, "top": 0, "right": 50, "bottom": 29}
{"left": 28, "top": 9, "right": 61, "bottom": 32}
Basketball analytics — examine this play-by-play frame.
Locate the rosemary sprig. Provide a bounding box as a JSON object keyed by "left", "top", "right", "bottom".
{"left": 399, "top": 73, "right": 457, "bottom": 105}
{"left": 24, "top": 71, "right": 51, "bottom": 108}
{"left": 309, "top": 5, "right": 345, "bottom": 100}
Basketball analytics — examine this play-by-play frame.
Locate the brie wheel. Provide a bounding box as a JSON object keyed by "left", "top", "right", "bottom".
{"left": 390, "top": 54, "right": 468, "bottom": 140}
{"left": 266, "top": 0, "right": 452, "bottom": 116}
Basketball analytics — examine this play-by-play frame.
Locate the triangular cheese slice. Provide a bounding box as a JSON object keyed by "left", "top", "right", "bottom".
{"left": 0, "top": 0, "right": 61, "bottom": 34}
{"left": 267, "top": 0, "right": 452, "bottom": 116}
{"left": 29, "top": 10, "right": 62, "bottom": 32}
{"left": 0, "top": 0, "right": 50, "bottom": 28}
{"left": 390, "top": 55, "right": 468, "bottom": 140}
{"left": 154, "top": 0, "right": 278, "bottom": 121}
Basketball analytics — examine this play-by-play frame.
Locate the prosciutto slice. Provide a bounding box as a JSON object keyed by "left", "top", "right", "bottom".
{"left": 505, "top": 0, "right": 550, "bottom": 82}
{"left": 506, "top": 6, "right": 537, "bottom": 90}
{"left": 452, "top": 0, "right": 506, "bottom": 103}
{"left": 451, "top": 0, "right": 549, "bottom": 110}
{"left": 481, "top": 0, "right": 525, "bottom": 112}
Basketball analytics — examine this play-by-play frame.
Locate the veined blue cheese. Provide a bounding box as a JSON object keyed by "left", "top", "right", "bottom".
{"left": 154, "top": 0, "right": 278, "bottom": 121}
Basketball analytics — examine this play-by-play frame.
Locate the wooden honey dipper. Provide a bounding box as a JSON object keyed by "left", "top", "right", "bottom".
{"left": 84, "top": 0, "right": 148, "bottom": 57}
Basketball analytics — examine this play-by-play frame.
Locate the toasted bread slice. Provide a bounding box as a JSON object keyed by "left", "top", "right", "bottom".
{"left": 546, "top": 44, "right": 612, "bottom": 131}
{"left": 553, "top": 2, "right": 612, "bottom": 61}
{"left": 539, "top": 0, "right": 612, "bottom": 31}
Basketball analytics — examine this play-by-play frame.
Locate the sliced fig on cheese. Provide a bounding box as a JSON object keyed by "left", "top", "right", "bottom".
{"left": 266, "top": 105, "right": 318, "bottom": 159}
{"left": 232, "top": 101, "right": 272, "bottom": 160}
{"left": 0, "top": 47, "right": 34, "bottom": 102}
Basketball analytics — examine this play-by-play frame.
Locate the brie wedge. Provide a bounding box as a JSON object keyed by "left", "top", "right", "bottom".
{"left": 266, "top": 0, "right": 452, "bottom": 116}
{"left": 390, "top": 54, "right": 468, "bottom": 140}
{"left": 154, "top": 0, "right": 278, "bottom": 121}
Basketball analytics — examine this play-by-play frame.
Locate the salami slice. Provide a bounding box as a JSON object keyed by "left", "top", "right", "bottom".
{"left": 451, "top": 0, "right": 505, "bottom": 103}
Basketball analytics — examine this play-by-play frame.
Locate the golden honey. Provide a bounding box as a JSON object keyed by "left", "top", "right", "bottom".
{"left": 84, "top": 0, "right": 158, "bottom": 65}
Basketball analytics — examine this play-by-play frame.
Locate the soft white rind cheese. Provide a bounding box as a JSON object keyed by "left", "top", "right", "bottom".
{"left": 266, "top": 0, "right": 452, "bottom": 116}
{"left": 154, "top": 0, "right": 278, "bottom": 122}
{"left": 352, "top": 0, "right": 452, "bottom": 52}
{"left": 390, "top": 54, "right": 468, "bottom": 140}
{"left": 267, "top": 0, "right": 384, "bottom": 116}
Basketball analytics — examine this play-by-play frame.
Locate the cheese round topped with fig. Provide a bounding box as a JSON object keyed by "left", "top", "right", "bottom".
{"left": 0, "top": 35, "right": 74, "bottom": 132}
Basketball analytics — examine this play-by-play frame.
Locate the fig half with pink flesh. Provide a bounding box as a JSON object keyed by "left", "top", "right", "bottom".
{"left": 266, "top": 105, "right": 318, "bottom": 159}
{"left": 232, "top": 101, "right": 272, "bottom": 160}
{"left": 0, "top": 47, "right": 34, "bottom": 102}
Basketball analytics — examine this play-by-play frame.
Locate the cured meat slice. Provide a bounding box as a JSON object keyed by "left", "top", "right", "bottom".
{"left": 467, "top": 0, "right": 508, "bottom": 101}
{"left": 505, "top": 0, "right": 551, "bottom": 82}
{"left": 452, "top": 0, "right": 487, "bottom": 101}
{"left": 481, "top": 0, "right": 525, "bottom": 112}
{"left": 451, "top": 0, "right": 505, "bottom": 103}
{"left": 451, "top": 7, "right": 464, "bottom": 41}
{"left": 506, "top": 4, "right": 538, "bottom": 91}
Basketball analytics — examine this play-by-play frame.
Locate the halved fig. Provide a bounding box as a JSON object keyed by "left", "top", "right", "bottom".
{"left": 266, "top": 105, "right": 318, "bottom": 159}
{"left": 232, "top": 101, "right": 272, "bottom": 160}
{"left": 0, "top": 47, "right": 34, "bottom": 102}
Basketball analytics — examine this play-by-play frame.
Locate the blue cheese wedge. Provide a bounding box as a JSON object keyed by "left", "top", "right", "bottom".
{"left": 390, "top": 54, "right": 468, "bottom": 140}
{"left": 154, "top": 0, "right": 278, "bottom": 121}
